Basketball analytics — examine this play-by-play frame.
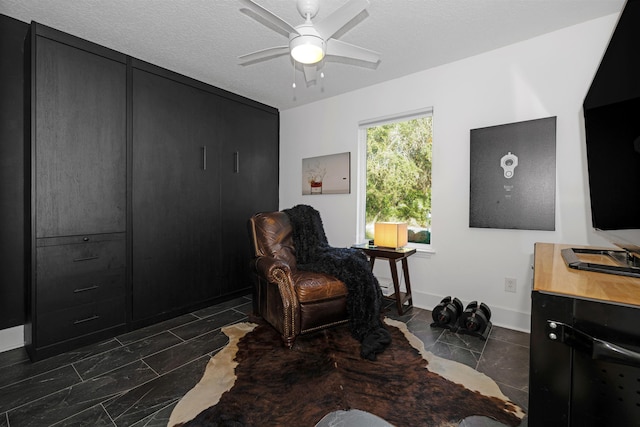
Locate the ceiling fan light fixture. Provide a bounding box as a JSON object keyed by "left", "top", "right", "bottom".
{"left": 290, "top": 35, "right": 325, "bottom": 64}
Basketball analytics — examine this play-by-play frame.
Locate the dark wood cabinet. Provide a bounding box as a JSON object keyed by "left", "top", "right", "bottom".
{"left": 26, "top": 24, "right": 128, "bottom": 360}
{"left": 23, "top": 22, "right": 278, "bottom": 359}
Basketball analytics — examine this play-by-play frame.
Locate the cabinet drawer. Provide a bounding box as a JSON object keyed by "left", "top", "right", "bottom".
{"left": 36, "top": 297, "right": 125, "bottom": 347}
{"left": 37, "top": 269, "right": 125, "bottom": 313}
{"left": 37, "top": 238, "right": 125, "bottom": 280}
{"left": 36, "top": 239, "right": 126, "bottom": 313}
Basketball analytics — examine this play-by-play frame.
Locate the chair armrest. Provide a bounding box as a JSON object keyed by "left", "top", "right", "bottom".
{"left": 253, "top": 256, "right": 292, "bottom": 283}
{"left": 252, "top": 256, "right": 300, "bottom": 343}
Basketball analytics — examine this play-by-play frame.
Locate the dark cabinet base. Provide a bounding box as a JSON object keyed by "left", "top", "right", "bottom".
{"left": 530, "top": 292, "right": 640, "bottom": 426}
{"left": 26, "top": 323, "right": 127, "bottom": 362}
{"left": 530, "top": 244, "right": 640, "bottom": 427}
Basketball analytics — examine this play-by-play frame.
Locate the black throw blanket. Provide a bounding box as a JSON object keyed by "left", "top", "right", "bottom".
{"left": 283, "top": 204, "right": 391, "bottom": 360}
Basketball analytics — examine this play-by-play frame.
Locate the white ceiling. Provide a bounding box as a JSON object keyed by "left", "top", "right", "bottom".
{"left": 1, "top": 0, "right": 625, "bottom": 110}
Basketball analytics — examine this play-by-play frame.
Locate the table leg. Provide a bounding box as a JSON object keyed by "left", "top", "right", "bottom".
{"left": 388, "top": 259, "right": 404, "bottom": 315}
{"left": 355, "top": 247, "right": 416, "bottom": 315}
{"left": 401, "top": 258, "right": 413, "bottom": 310}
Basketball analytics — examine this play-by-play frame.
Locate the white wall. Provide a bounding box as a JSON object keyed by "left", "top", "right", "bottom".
{"left": 0, "top": 326, "right": 23, "bottom": 353}
{"left": 279, "top": 14, "right": 620, "bottom": 332}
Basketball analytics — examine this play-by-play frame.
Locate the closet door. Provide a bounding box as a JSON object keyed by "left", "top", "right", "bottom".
{"left": 131, "top": 65, "right": 220, "bottom": 323}
{"left": 34, "top": 33, "right": 126, "bottom": 238}
{"left": 218, "top": 97, "right": 279, "bottom": 296}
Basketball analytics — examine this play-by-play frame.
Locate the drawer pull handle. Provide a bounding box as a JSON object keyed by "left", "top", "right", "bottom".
{"left": 74, "top": 315, "right": 100, "bottom": 325}
{"left": 73, "top": 285, "right": 100, "bottom": 293}
{"left": 202, "top": 146, "right": 207, "bottom": 170}
{"left": 73, "top": 256, "right": 99, "bottom": 262}
{"left": 546, "top": 320, "right": 640, "bottom": 367}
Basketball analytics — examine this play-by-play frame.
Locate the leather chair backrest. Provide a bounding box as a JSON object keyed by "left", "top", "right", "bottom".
{"left": 248, "top": 211, "right": 297, "bottom": 269}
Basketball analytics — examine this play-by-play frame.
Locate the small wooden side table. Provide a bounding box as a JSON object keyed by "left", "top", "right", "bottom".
{"left": 353, "top": 244, "right": 416, "bottom": 315}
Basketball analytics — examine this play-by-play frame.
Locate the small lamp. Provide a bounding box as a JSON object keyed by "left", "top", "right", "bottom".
{"left": 374, "top": 222, "right": 408, "bottom": 249}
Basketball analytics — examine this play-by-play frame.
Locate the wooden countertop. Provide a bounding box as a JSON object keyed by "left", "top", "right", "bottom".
{"left": 534, "top": 242, "right": 640, "bottom": 307}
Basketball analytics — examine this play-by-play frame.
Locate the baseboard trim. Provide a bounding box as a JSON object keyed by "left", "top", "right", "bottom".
{"left": 0, "top": 325, "right": 24, "bottom": 353}
{"left": 412, "top": 291, "right": 531, "bottom": 334}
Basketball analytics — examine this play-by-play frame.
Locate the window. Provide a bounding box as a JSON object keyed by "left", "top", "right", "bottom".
{"left": 358, "top": 109, "right": 433, "bottom": 247}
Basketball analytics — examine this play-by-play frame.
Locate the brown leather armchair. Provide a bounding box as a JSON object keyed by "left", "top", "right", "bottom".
{"left": 248, "top": 211, "right": 349, "bottom": 348}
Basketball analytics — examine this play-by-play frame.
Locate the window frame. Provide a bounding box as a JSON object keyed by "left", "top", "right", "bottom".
{"left": 356, "top": 108, "right": 434, "bottom": 252}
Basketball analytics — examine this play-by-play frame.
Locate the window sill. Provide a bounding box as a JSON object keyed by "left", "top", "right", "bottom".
{"left": 409, "top": 245, "right": 434, "bottom": 258}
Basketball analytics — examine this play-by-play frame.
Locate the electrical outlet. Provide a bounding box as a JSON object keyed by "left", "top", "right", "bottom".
{"left": 505, "top": 277, "right": 517, "bottom": 293}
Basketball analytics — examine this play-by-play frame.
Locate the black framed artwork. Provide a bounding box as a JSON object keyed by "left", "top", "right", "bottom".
{"left": 469, "top": 116, "right": 556, "bottom": 230}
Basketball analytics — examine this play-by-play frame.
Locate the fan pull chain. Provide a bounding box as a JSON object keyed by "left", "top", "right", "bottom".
{"left": 292, "top": 61, "right": 297, "bottom": 89}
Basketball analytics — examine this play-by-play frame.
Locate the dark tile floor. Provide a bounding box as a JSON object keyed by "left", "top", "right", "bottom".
{"left": 0, "top": 296, "right": 529, "bottom": 427}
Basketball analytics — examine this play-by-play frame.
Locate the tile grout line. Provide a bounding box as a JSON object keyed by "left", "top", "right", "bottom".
{"left": 102, "top": 402, "right": 118, "bottom": 427}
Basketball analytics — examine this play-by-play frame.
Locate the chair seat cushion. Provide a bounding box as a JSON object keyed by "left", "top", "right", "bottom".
{"left": 292, "top": 270, "right": 348, "bottom": 303}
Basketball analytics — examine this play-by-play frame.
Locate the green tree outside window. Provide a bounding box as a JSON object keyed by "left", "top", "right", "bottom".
{"left": 366, "top": 116, "right": 432, "bottom": 244}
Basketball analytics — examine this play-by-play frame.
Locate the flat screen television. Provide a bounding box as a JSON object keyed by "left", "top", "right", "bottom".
{"left": 563, "top": 0, "right": 640, "bottom": 278}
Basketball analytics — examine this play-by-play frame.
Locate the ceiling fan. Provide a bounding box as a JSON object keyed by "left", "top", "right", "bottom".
{"left": 238, "top": 0, "right": 381, "bottom": 85}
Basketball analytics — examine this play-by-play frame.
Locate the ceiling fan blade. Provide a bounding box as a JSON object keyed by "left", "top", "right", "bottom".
{"left": 239, "top": 0, "right": 299, "bottom": 36}
{"left": 314, "top": 0, "right": 370, "bottom": 40}
{"left": 303, "top": 64, "right": 317, "bottom": 84}
{"left": 238, "top": 46, "right": 290, "bottom": 65}
{"left": 326, "top": 39, "right": 380, "bottom": 64}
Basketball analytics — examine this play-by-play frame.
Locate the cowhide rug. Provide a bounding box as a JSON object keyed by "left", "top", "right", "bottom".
{"left": 168, "top": 318, "right": 525, "bottom": 427}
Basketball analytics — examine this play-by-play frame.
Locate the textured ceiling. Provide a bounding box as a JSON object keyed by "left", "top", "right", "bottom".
{"left": 1, "top": 0, "right": 625, "bottom": 110}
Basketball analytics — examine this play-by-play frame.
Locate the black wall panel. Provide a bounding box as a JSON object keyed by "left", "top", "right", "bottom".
{"left": 0, "top": 15, "right": 29, "bottom": 329}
